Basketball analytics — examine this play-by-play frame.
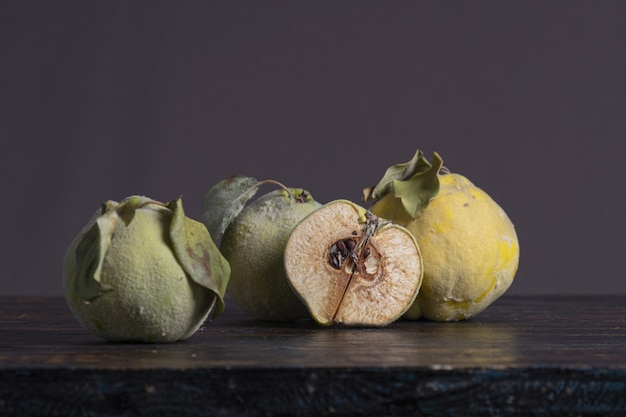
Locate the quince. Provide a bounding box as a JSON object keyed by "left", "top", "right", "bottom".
{"left": 284, "top": 200, "right": 423, "bottom": 326}
{"left": 364, "top": 150, "right": 519, "bottom": 321}
{"left": 63, "top": 196, "right": 230, "bottom": 342}
{"left": 202, "top": 176, "right": 321, "bottom": 321}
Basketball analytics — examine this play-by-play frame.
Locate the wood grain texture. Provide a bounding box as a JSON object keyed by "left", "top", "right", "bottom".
{"left": 1, "top": 296, "right": 626, "bottom": 416}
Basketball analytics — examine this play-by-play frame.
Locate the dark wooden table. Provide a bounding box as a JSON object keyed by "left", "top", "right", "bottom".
{"left": 1, "top": 295, "right": 626, "bottom": 416}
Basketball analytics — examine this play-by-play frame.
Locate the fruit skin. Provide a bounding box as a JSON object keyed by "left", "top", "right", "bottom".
{"left": 220, "top": 188, "right": 321, "bottom": 321}
{"left": 365, "top": 150, "right": 519, "bottom": 321}
{"left": 284, "top": 199, "right": 423, "bottom": 327}
{"left": 63, "top": 196, "right": 230, "bottom": 342}
{"left": 372, "top": 173, "right": 519, "bottom": 321}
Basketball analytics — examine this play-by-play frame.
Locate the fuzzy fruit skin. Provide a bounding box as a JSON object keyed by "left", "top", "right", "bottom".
{"left": 372, "top": 173, "right": 519, "bottom": 321}
{"left": 220, "top": 189, "right": 321, "bottom": 321}
{"left": 63, "top": 197, "right": 229, "bottom": 342}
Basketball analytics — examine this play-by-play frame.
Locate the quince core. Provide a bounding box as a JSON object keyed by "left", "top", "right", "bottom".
{"left": 284, "top": 200, "right": 423, "bottom": 327}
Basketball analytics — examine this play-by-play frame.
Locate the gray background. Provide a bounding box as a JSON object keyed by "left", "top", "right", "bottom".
{"left": 2, "top": 2, "right": 625, "bottom": 296}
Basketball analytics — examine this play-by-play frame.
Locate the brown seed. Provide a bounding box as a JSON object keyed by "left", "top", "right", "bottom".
{"left": 328, "top": 242, "right": 346, "bottom": 269}
{"left": 336, "top": 240, "right": 348, "bottom": 256}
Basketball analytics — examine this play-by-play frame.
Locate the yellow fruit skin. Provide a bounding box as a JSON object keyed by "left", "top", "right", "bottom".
{"left": 372, "top": 173, "right": 519, "bottom": 321}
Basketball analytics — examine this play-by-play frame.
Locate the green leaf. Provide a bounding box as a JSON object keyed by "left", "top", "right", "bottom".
{"left": 168, "top": 198, "right": 231, "bottom": 319}
{"left": 108, "top": 195, "right": 150, "bottom": 226}
{"left": 392, "top": 152, "right": 442, "bottom": 218}
{"left": 364, "top": 150, "right": 434, "bottom": 203}
{"left": 71, "top": 205, "right": 118, "bottom": 302}
{"left": 200, "top": 175, "right": 261, "bottom": 245}
{"left": 365, "top": 150, "right": 443, "bottom": 220}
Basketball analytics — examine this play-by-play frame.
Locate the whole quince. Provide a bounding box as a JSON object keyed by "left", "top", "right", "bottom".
{"left": 364, "top": 150, "right": 519, "bottom": 321}
{"left": 201, "top": 176, "right": 321, "bottom": 321}
{"left": 63, "top": 196, "right": 230, "bottom": 342}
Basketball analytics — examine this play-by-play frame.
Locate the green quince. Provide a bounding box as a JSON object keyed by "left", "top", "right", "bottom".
{"left": 201, "top": 176, "right": 321, "bottom": 321}
{"left": 63, "top": 195, "right": 230, "bottom": 342}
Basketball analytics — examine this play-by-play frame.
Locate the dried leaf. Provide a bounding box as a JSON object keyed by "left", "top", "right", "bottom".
{"left": 169, "top": 198, "right": 230, "bottom": 319}
{"left": 364, "top": 150, "right": 443, "bottom": 220}
{"left": 200, "top": 175, "right": 261, "bottom": 246}
{"left": 364, "top": 150, "right": 434, "bottom": 203}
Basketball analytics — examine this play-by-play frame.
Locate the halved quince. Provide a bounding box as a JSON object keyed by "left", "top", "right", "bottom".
{"left": 284, "top": 200, "right": 423, "bottom": 326}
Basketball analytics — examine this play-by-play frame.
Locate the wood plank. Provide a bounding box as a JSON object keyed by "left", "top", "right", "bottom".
{"left": 1, "top": 296, "right": 626, "bottom": 416}
{"left": 2, "top": 295, "right": 626, "bottom": 369}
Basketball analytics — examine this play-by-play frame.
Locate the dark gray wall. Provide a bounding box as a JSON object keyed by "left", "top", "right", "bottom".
{"left": 2, "top": 2, "right": 625, "bottom": 296}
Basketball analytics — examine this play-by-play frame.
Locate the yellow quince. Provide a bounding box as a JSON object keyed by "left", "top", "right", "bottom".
{"left": 364, "top": 150, "right": 519, "bottom": 321}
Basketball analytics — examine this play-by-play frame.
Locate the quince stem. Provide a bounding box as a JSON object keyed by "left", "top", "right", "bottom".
{"left": 256, "top": 179, "right": 297, "bottom": 203}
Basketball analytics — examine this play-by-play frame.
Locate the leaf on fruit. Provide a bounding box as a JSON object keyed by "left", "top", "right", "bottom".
{"left": 363, "top": 150, "right": 443, "bottom": 220}
{"left": 70, "top": 205, "right": 118, "bottom": 302}
{"left": 169, "top": 197, "right": 230, "bottom": 319}
{"left": 200, "top": 175, "right": 261, "bottom": 245}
